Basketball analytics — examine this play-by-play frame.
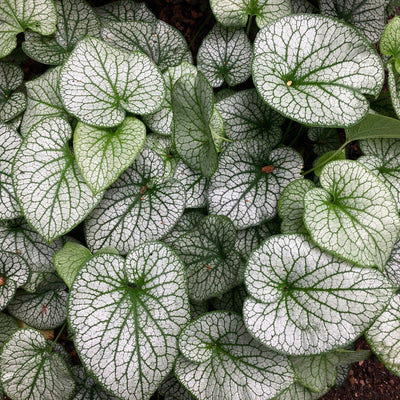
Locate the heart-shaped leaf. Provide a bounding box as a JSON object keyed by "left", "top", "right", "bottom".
{"left": 0, "top": 123, "right": 22, "bottom": 220}
{"left": 172, "top": 72, "right": 221, "bottom": 177}
{"left": 74, "top": 117, "right": 146, "bottom": 194}
{"left": 278, "top": 178, "right": 316, "bottom": 234}
{"left": 21, "top": 66, "right": 69, "bottom": 136}
{"left": 59, "top": 36, "right": 165, "bottom": 127}
{"left": 0, "top": 0, "right": 57, "bottom": 58}
{"left": 208, "top": 139, "right": 303, "bottom": 229}
{"left": 381, "top": 16, "right": 400, "bottom": 73}
{"left": 244, "top": 234, "right": 394, "bottom": 355}
{"left": 7, "top": 287, "right": 67, "bottom": 330}
{"left": 0, "top": 62, "right": 26, "bottom": 122}
{"left": 197, "top": 24, "right": 252, "bottom": 88}
{"left": 95, "top": 1, "right": 156, "bottom": 25}
{"left": 68, "top": 242, "right": 190, "bottom": 400}
{"left": 0, "top": 251, "right": 30, "bottom": 310}
{"left": 209, "top": 0, "right": 291, "bottom": 29}
{"left": 172, "top": 215, "right": 244, "bottom": 301}
{"left": 22, "top": 0, "right": 101, "bottom": 65}
{"left": 0, "top": 313, "right": 18, "bottom": 348}
{"left": 142, "top": 62, "right": 197, "bottom": 136}
{"left": 253, "top": 15, "right": 384, "bottom": 127}
{"left": 13, "top": 117, "right": 103, "bottom": 242}
{"left": 85, "top": 148, "right": 185, "bottom": 254}
{"left": 102, "top": 19, "right": 192, "bottom": 73}
{"left": 366, "top": 293, "right": 400, "bottom": 377}
{"left": 303, "top": 160, "right": 400, "bottom": 269}
{"left": 0, "top": 328, "right": 75, "bottom": 400}
{"left": 307, "top": 127, "right": 340, "bottom": 156}
{"left": 176, "top": 311, "right": 294, "bottom": 400}
{"left": 320, "top": 0, "right": 387, "bottom": 43}
{"left": 216, "top": 88, "right": 285, "bottom": 145}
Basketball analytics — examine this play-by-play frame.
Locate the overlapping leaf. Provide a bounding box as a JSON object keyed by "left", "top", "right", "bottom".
{"left": 59, "top": 36, "right": 165, "bottom": 127}
{"left": 244, "top": 234, "right": 394, "bottom": 355}
{"left": 0, "top": 0, "right": 58, "bottom": 58}
{"left": 381, "top": 16, "right": 400, "bottom": 73}
{"left": 210, "top": 284, "right": 247, "bottom": 314}
{"left": 388, "top": 63, "right": 400, "bottom": 119}
{"left": 68, "top": 243, "right": 190, "bottom": 400}
{"left": 13, "top": 117, "right": 103, "bottom": 242}
{"left": 74, "top": 117, "right": 146, "bottom": 194}
{"left": 0, "top": 123, "right": 22, "bottom": 220}
{"left": 208, "top": 138, "right": 303, "bottom": 229}
{"left": 197, "top": 24, "right": 252, "bottom": 88}
{"left": 216, "top": 88, "right": 285, "bottom": 145}
{"left": 303, "top": 160, "right": 400, "bottom": 269}
{"left": 307, "top": 127, "right": 340, "bottom": 156}
{"left": 158, "top": 373, "right": 195, "bottom": 400}
{"left": 385, "top": 237, "right": 400, "bottom": 287}
{"left": 176, "top": 312, "right": 294, "bottom": 400}
{"left": 0, "top": 313, "right": 18, "bottom": 348}
{"left": 85, "top": 148, "right": 185, "bottom": 254}
{"left": 0, "top": 329, "right": 75, "bottom": 400}
{"left": 253, "top": 15, "right": 384, "bottom": 127}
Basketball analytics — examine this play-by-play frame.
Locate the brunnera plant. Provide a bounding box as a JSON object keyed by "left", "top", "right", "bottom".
{"left": 1, "top": 0, "right": 400, "bottom": 399}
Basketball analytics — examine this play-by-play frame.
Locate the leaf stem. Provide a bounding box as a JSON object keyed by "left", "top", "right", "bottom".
{"left": 246, "top": 14, "right": 254, "bottom": 37}
{"left": 282, "top": 119, "right": 294, "bottom": 144}
{"left": 49, "top": 322, "right": 67, "bottom": 352}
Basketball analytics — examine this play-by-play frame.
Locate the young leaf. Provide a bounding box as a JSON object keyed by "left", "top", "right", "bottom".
{"left": 13, "top": 117, "right": 103, "bottom": 243}
{"left": 171, "top": 215, "right": 244, "bottom": 301}
{"left": 366, "top": 293, "right": 400, "bottom": 377}
{"left": 320, "top": 0, "right": 387, "bottom": 43}
{"left": 278, "top": 178, "right": 316, "bottom": 234}
{"left": 176, "top": 312, "right": 294, "bottom": 400}
{"left": 172, "top": 72, "right": 221, "bottom": 177}
{"left": 0, "top": 251, "right": 30, "bottom": 310}
{"left": 307, "top": 127, "right": 340, "bottom": 156}
{"left": 68, "top": 243, "right": 190, "bottom": 400}
{"left": 216, "top": 88, "right": 285, "bottom": 145}
{"left": 303, "top": 160, "right": 400, "bottom": 269}
{"left": 22, "top": 0, "right": 101, "bottom": 65}
{"left": 0, "top": 0, "right": 58, "bottom": 58}
{"left": 0, "top": 123, "right": 22, "bottom": 220}
{"left": 209, "top": 0, "right": 291, "bottom": 29}
{"left": 0, "top": 62, "right": 26, "bottom": 122}
{"left": 85, "top": 148, "right": 185, "bottom": 254}
{"left": 59, "top": 36, "right": 165, "bottom": 127}
{"left": 53, "top": 242, "right": 92, "bottom": 288}
{"left": 380, "top": 16, "right": 400, "bottom": 72}
{"left": 197, "top": 24, "right": 252, "bottom": 88}
{"left": 253, "top": 15, "right": 384, "bottom": 127}
{"left": 101, "top": 20, "right": 192, "bottom": 72}
{"left": 0, "top": 328, "right": 75, "bottom": 400}
{"left": 208, "top": 139, "right": 303, "bottom": 229}
{"left": 244, "top": 234, "right": 395, "bottom": 355}
{"left": 74, "top": 117, "right": 146, "bottom": 194}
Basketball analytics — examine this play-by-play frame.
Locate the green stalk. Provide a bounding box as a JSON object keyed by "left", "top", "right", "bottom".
{"left": 48, "top": 322, "right": 67, "bottom": 352}
{"left": 246, "top": 14, "right": 254, "bottom": 37}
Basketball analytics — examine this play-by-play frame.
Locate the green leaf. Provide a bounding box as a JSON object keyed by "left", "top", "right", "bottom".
{"left": 176, "top": 311, "right": 294, "bottom": 400}
{"left": 0, "top": 0, "right": 58, "bottom": 58}
{"left": 313, "top": 149, "right": 346, "bottom": 177}
{"left": 253, "top": 15, "right": 384, "bottom": 127}
{"left": 366, "top": 293, "right": 400, "bottom": 377}
{"left": 0, "top": 313, "right": 18, "bottom": 348}
{"left": 102, "top": 20, "right": 192, "bottom": 73}
{"left": 85, "top": 148, "right": 185, "bottom": 254}
{"left": 278, "top": 178, "right": 316, "bottom": 234}
{"left": 74, "top": 117, "right": 146, "bottom": 194}
{"left": 68, "top": 243, "right": 190, "bottom": 400}
{"left": 307, "top": 127, "right": 340, "bottom": 156}
{"left": 172, "top": 72, "right": 220, "bottom": 177}
{"left": 142, "top": 62, "right": 197, "bottom": 136}
{"left": 59, "top": 36, "right": 165, "bottom": 127}
{"left": 172, "top": 215, "right": 244, "bottom": 301}
{"left": 0, "top": 328, "right": 75, "bottom": 400}
{"left": 208, "top": 139, "right": 303, "bottom": 229}
{"left": 387, "top": 63, "right": 400, "bottom": 119}
{"left": 243, "top": 234, "right": 394, "bottom": 356}
{"left": 7, "top": 287, "right": 67, "bottom": 330}
{"left": 0, "top": 251, "right": 30, "bottom": 310}
{"left": 380, "top": 16, "right": 400, "bottom": 66}
{"left": 303, "top": 160, "right": 400, "bottom": 269}
{"left": 209, "top": 0, "right": 291, "bottom": 28}
{"left": 22, "top": 0, "right": 101, "bottom": 65}
{"left": 13, "top": 117, "right": 103, "bottom": 243}
{"left": 0, "top": 62, "right": 26, "bottom": 122}
{"left": 368, "top": 91, "right": 398, "bottom": 119}
{"left": 320, "top": 0, "right": 387, "bottom": 43}
{"left": 0, "top": 123, "right": 22, "bottom": 220}
{"left": 0, "top": 219, "right": 63, "bottom": 292}
{"left": 216, "top": 88, "right": 285, "bottom": 145}
{"left": 53, "top": 242, "right": 92, "bottom": 288}
{"left": 197, "top": 24, "right": 251, "bottom": 88}
{"left": 21, "top": 66, "right": 69, "bottom": 136}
